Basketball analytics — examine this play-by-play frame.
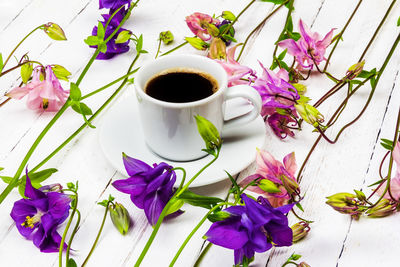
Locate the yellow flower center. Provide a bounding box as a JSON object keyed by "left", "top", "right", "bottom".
{"left": 21, "top": 212, "right": 42, "bottom": 229}
{"left": 43, "top": 98, "right": 49, "bottom": 109}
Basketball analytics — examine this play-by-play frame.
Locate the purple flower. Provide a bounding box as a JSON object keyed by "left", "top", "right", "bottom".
{"left": 205, "top": 194, "right": 293, "bottom": 265}
{"left": 91, "top": 7, "right": 130, "bottom": 60}
{"left": 10, "top": 171, "right": 71, "bottom": 252}
{"left": 278, "top": 19, "right": 334, "bottom": 70}
{"left": 99, "top": 0, "right": 131, "bottom": 10}
{"left": 267, "top": 113, "right": 296, "bottom": 139}
{"left": 252, "top": 63, "right": 299, "bottom": 117}
{"left": 112, "top": 153, "right": 176, "bottom": 225}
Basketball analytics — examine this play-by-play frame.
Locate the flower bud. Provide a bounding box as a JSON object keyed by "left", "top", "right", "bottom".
{"left": 258, "top": 179, "right": 281, "bottom": 193}
{"left": 109, "top": 202, "right": 130, "bottom": 235}
{"left": 291, "top": 221, "right": 310, "bottom": 243}
{"left": 204, "top": 23, "right": 220, "bottom": 37}
{"left": 326, "top": 192, "right": 362, "bottom": 219}
{"left": 297, "top": 262, "right": 311, "bottom": 267}
{"left": 346, "top": 60, "right": 365, "bottom": 80}
{"left": 43, "top": 23, "right": 67, "bottom": 41}
{"left": 295, "top": 103, "right": 324, "bottom": 127}
{"left": 159, "top": 31, "right": 174, "bottom": 45}
{"left": 21, "top": 62, "right": 33, "bottom": 84}
{"left": 366, "top": 199, "right": 396, "bottom": 218}
{"left": 115, "top": 30, "right": 132, "bottom": 44}
{"left": 195, "top": 115, "right": 221, "bottom": 151}
{"left": 185, "top": 37, "right": 209, "bottom": 50}
{"left": 281, "top": 175, "right": 300, "bottom": 195}
{"left": 208, "top": 37, "right": 226, "bottom": 60}
{"left": 51, "top": 64, "right": 71, "bottom": 82}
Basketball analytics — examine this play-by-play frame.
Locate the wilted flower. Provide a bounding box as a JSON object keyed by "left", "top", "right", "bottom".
{"left": 185, "top": 12, "right": 220, "bottom": 41}
{"left": 6, "top": 66, "right": 69, "bottom": 111}
{"left": 252, "top": 63, "right": 299, "bottom": 117}
{"left": 159, "top": 30, "right": 174, "bottom": 45}
{"left": 90, "top": 8, "right": 131, "bottom": 59}
{"left": 278, "top": 19, "right": 334, "bottom": 70}
{"left": 208, "top": 37, "right": 226, "bottom": 60}
{"left": 112, "top": 153, "right": 176, "bottom": 225}
{"left": 216, "top": 44, "right": 256, "bottom": 87}
{"left": 298, "top": 262, "right": 311, "bottom": 267}
{"left": 267, "top": 113, "right": 297, "bottom": 139}
{"left": 240, "top": 150, "right": 299, "bottom": 207}
{"left": 377, "top": 141, "right": 400, "bottom": 200}
{"left": 10, "top": 171, "right": 71, "bottom": 252}
{"left": 205, "top": 194, "right": 293, "bottom": 265}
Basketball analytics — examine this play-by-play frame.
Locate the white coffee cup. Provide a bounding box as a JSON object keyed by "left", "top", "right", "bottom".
{"left": 135, "top": 54, "right": 262, "bottom": 161}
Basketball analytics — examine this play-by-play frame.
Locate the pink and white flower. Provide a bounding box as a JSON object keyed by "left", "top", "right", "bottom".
{"left": 278, "top": 19, "right": 334, "bottom": 70}
{"left": 7, "top": 66, "right": 69, "bottom": 111}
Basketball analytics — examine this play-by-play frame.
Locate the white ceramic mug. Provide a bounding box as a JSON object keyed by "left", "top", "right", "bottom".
{"left": 135, "top": 54, "right": 262, "bottom": 161}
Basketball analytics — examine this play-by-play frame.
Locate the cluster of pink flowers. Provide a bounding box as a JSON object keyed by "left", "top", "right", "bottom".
{"left": 240, "top": 149, "right": 299, "bottom": 208}
{"left": 7, "top": 65, "right": 69, "bottom": 111}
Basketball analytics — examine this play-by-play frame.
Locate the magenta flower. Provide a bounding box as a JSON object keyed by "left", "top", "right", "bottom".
{"left": 278, "top": 19, "right": 334, "bottom": 70}
{"left": 91, "top": 8, "right": 131, "bottom": 60}
{"left": 267, "top": 113, "right": 296, "bottom": 139}
{"left": 216, "top": 44, "right": 256, "bottom": 87}
{"left": 377, "top": 141, "right": 400, "bottom": 200}
{"left": 252, "top": 63, "right": 299, "bottom": 117}
{"left": 205, "top": 194, "right": 293, "bottom": 265}
{"left": 10, "top": 171, "right": 71, "bottom": 252}
{"left": 185, "top": 12, "right": 220, "bottom": 41}
{"left": 6, "top": 66, "right": 69, "bottom": 111}
{"left": 112, "top": 153, "right": 176, "bottom": 225}
{"left": 240, "top": 149, "right": 299, "bottom": 207}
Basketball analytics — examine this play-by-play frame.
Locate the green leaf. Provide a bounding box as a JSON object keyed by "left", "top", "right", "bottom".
{"left": 97, "top": 22, "right": 105, "bottom": 40}
{"left": 0, "top": 176, "right": 12, "bottom": 184}
{"left": 397, "top": 16, "right": 400, "bottom": 27}
{"left": 225, "top": 171, "right": 240, "bottom": 198}
{"left": 380, "top": 138, "right": 394, "bottom": 151}
{"left": 0, "top": 53, "right": 3, "bottom": 72}
{"left": 115, "top": 30, "right": 132, "bottom": 44}
{"left": 278, "top": 49, "right": 287, "bottom": 60}
{"left": 71, "top": 102, "right": 93, "bottom": 115}
{"left": 221, "top": 34, "right": 237, "bottom": 43}
{"left": 69, "top": 83, "right": 81, "bottom": 101}
{"left": 258, "top": 179, "right": 281, "bottom": 193}
{"left": 368, "top": 179, "right": 385, "bottom": 187}
{"left": 295, "top": 202, "right": 304, "bottom": 212}
{"left": 208, "top": 211, "right": 230, "bottom": 222}
{"left": 97, "top": 199, "right": 109, "bottom": 207}
{"left": 136, "top": 34, "right": 143, "bottom": 52}
{"left": 259, "top": 0, "right": 287, "bottom": 4}
{"left": 0, "top": 167, "right": 4, "bottom": 172}
{"left": 18, "top": 182, "right": 26, "bottom": 198}
{"left": 177, "top": 190, "right": 224, "bottom": 209}
{"left": 286, "top": 15, "right": 293, "bottom": 33}
{"left": 290, "top": 32, "right": 301, "bottom": 41}
{"left": 21, "top": 63, "right": 33, "bottom": 84}
{"left": 52, "top": 65, "right": 71, "bottom": 82}
{"left": 67, "top": 258, "right": 78, "bottom": 267}
{"left": 288, "top": 253, "right": 302, "bottom": 261}
{"left": 98, "top": 43, "right": 107, "bottom": 53}
{"left": 84, "top": 36, "right": 101, "bottom": 46}
{"left": 222, "top": 11, "right": 236, "bottom": 21}
{"left": 165, "top": 199, "right": 185, "bottom": 215}
{"left": 27, "top": 168, "right": 58, "bottom": 183}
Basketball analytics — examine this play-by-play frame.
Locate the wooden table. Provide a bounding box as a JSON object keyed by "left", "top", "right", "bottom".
{"left": 0, "top": 0, "right": 399, "bottom": 266}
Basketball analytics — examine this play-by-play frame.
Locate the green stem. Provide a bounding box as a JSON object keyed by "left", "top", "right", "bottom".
{"left": 81, "top": 202, "right": 110, "bottom": 267}
{"left": 358, "top": 0, "right": 397, "bottom": 62}
{"left": 0, "top": 102, "right": 69, "bottom": 204}
{"left": 221, "top": 0, "right": 256, "bottom": 35}
{"left": 281, "top": 262, "right": 298, "bottom": 267}
{"left": 172, "top": 167, "right": 187, "bottom": 192}
{"left": 237, "top": 0, "right": 289, "bottom": 61}
{"left": 160, "top": 41, "right": 188, "bottom": 57}
{"left": 59, "top": 191, "right": 78, "bottom": 267}
{"left": 66, "top": 209, "right": 81, "bottom": 265}
{"left": 323, "top": 0, "right": 363, "bottom": 72}
{"left": 2, "top": 25, "right": 43, "bottom": 70}
{"left": 29, "top": 53, "right": 140, "bottom": 174}
{"left": 0, "top": 60, "right": 43, "bottom": 78}
{"left": 169, "top": 202, "right": 235, "bottom": 267}
{"left": 155, "top": 39, "right": 162, "bottom": 58}
{"left": 194, "top": 242, "right": 213, "bottom": 267}
{"left": 81, "top": 68, "right": 138, "bottom": 100}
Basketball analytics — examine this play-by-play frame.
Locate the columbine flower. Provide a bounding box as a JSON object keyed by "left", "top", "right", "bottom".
{"left": 99, "top": 0, "right": 131, "bottom": 10}
{"left": 6, "top": 66, "right": 69, "bottom": 111}
{"left": 205, "top": 194, "right": 293, "bottom": 265}
{"left": 278, "top": 19, "right": 334, "bottom": 70}
{"left": 10, "top": 171, "right": 71, "bottom": 252}
{"left": 112, "top": 153, "right": 176, "bottom": 225}
{"left": 377, "top": 141, "right": 400, "bottom": 200}
{"left": 216, "top": 44, "right": 256, "bottom": 87}
{"left": 185, "top": 12, "right": 220, "bottom": 41}
{"left": 240, "top": 150, "right": 299, "bottom": 207}
{"left": 252, "top": 63, "right": 299, "bottom": 117}
{"left": 267, "top": 113, "right": 296, "bottom": 139}
{"left": 326, "top": 192, "right": 363, "bottom": 219}
{"left": 91, "top": 8, "right": 131, "bottom": 59}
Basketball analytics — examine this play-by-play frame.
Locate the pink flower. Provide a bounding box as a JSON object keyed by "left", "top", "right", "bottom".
{"left": 185, "top": 12, "right": 220, "bottom": 41}
{"left": 377, "top": 141, "right": 400, "bottom": 200}
{"left": 252, "top": 63, "right": 299, "bottom": 117}
{"left": 267, "top": 113, "right": 296, "bottom": 139}
{"left": 278, "top": 19, "right": 334, "bottom": 70}
{"left": 7, "top": 66, "right": 69, "bottom": 111}
{"left": 216, "top": 44, "right": 256, "bottom": 87}
{"left": 239, "top": 149, "right": 299, "bottom": 207}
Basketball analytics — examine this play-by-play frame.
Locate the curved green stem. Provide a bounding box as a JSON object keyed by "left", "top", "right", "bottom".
{"left": 66, "top": 209, "right": 81, "bottom": 265}
{"left": 0, "top": 60, "right": 43, "bottom": 78}
{"left": 172, "top": 167, "right": 187, "bottom": 192}
{"left": 221, "top": 0, "right": 256, "bottom": 35}
{"left": 169, "top": 202, "right": 235, "bottom": 267}
{"left": 237, "top": 0, "right": 289, "bottom": 61}
{"left": 59, "top": 191, "right": 78, "bottom": 267}
{"left": 81, "top": 202, "right": 110, "bottom": 267}
{"left": 194, "top": 242, "right": 213, "bottom": 267}
{"left": 160, "top": 41, "right": 188, "bottom": 57}
{"left": 2, "top": 25, "right": 43, "bottom": 70}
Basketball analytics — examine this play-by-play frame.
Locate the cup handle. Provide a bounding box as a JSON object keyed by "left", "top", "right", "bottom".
{"left": 223, "top": 84, "right": 262, "bottom": 130}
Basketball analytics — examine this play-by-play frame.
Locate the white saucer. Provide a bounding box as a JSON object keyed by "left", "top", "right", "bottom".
{"left": 98, "top": 95, "right": 266, "bottom": 187}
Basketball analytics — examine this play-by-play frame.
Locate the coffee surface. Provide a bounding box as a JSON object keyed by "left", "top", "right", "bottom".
{"left": 145, "top": 70, "right": 218, "bottom": 103}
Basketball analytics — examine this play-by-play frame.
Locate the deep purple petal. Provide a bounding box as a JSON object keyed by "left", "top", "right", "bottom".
{"left": 40, "top": 213, "right": 56, "bottom": 233}
{"left": 206, "top": 220, "right": 248, "bottom": 249}
{"left": 265, "top": 221, "right": 293, "bottom": 247}
{"left": 143, "top": 191, "right": 169, "bottom": 225}
{"left": 112, "top": 176, "right": 147, "bottom": 195}
{"left": 250, "top": 228, "right": 270, "bottom": 253}
{"left": 146, "top": 172, "right": 171, "bottom": 194}
{"left": 130, "top": 192, "right": 146, "bottom": 209}
{"left": 38, "top": 227, "right": 64, "bottom": 253}
{"left": 122, "top": 154, "right": 152, "bottom": 176}
{"left": 25, "top": 173, "right": 46, "bottom": 200}
{"left": 276, "top": 202, "right": 295, "bottom": 214}
{"left": 47, "top": 192, "right": 71, "bottom": 220}
{"left": 242, "top": 194, "right": 272, "bottom": 226}
{"left": 32, "top": 225, "right": 45, "bottom": 250}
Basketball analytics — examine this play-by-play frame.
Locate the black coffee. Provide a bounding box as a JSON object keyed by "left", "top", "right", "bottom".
{"left": 145, "top": 70, "right": 218, "bottom": 103}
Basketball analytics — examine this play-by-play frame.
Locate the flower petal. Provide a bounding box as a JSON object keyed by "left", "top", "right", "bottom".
{"left": 206, "top": 219, "right": 248, "bottom": 249}
{"left": 122, "top": 154, "right": 152, "bottom": 176}
{"left": 283, "top": 152, "right": 297, "bottom": 177}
